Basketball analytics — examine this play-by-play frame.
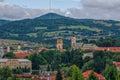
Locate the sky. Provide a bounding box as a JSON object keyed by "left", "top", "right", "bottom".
{"left": 5, "top": 0, "right": 81, "bottom": 10}
{"left": 0, "top": 0, "right": 120, "bottom": 21}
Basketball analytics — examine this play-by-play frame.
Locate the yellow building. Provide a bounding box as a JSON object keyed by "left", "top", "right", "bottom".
{"left": 71, "top": 36, "right": 76, "bottom": 49}
{"left": 0, "top": 59, "right": 32, "bottom": 70}
{"left": 56, "top": 39, "right": 63, "bottom": 51}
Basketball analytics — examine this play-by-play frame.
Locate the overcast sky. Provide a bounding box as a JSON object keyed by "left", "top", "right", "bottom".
{"left": 0, "top": 0, "right": 120, "bottom": 21}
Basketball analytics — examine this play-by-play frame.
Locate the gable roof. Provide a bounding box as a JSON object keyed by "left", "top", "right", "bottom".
{"left": 114, "top": 62, "right": 120, "bottom": 67}
{"left": 14, "top": 53, "right": 30, "bottom": 58}
{"left": 82, "top": 70, "right": 105, "bottom": 80}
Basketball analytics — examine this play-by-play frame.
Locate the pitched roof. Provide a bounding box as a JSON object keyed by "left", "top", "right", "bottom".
{"left": 114, "top": 62, "right": 120, "bottom": 67}
{"left": 82, "top": 47, "right": 120, "bottom": 52}
{"left": 14, "top": 53, "right": 30, "bottom": 58}
{"left": 38, "top": 48, "right": 48, "bottom": 51}
{"left": 82, "top": 70, "right": 105, "bottom": 80}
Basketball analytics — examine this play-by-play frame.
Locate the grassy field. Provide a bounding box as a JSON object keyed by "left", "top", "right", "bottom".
{"left": 0, "top": 39, "right": 25, "bottom": 43}
{"left": 93, "top": 21, "right": 112, "bottom": 27}
{"left": 59, "top": 25, "right": 100, "bottom": 32}
{"left": 43, "top": 30, "right": 79, "bottom": 37}
{"left": 9, "top": 33, "right": 19, "bottom": 37}
{"left": 35, "top": 27, "right": 47, "bottom": 30}
{"left": 115, "top": 23, "right": 120, "bottom": 26}
{"left": 26, "top": 33, "right": 37, "bottom": 37}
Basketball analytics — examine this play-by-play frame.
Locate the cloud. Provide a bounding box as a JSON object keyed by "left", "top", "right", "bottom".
{"left": 0, "top": 0, "right": 4, "bottom": 2}
{"left": 82, "top": 0, "right": 120, "bottom": 9}
{"left": 0, "top": 0, "right": 120, "bottom": 21}
{"left": 0, "top": 1, "right": 66, "bottom": 20}
{"left": 65, "top": 0, "right": 120, "bottom": 20}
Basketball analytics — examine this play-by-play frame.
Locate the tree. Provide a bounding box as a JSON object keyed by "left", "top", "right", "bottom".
{"left": 103, "top": 65, "right": 117, "bottom": 80}
{"left": 71, "top": 49, "right": 83, "bottom": 69}
{"left": 83, "top": 56, "right": 92, "bottom": 63}
{"left": 93, "top": 51, "right": 106, "bottom": 73}
{"left": 87, "top": 71, "right": 98, "bottom": 80}
{"left": 12, "top": 68, "right": 22, "bottom": 74}
{"left": 47, "top": 64, "right": 51, "bottom": 71}
{"left": 0, "top": 66, "right": 12, "bottom": 80}
{"left": 3, "top": 52, "right": 16, "bottom": 59}
{"left": 28, "top": 54, "right": 47, "bottom": 70}
{"left": 70, "top": 65, "right": 84, "bottom": 80}
{"left": 82, "top": 60, "right": 94, "bottom": 72}
{"left": 116, "top": 71, "right": 120, "bottom": 80}
{"left": 56, "top": 69, "right": 62, "bottom": 80}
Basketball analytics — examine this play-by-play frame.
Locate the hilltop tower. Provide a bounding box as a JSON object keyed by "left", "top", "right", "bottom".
{"left": 56, "top": 39, "right": 63, "bottom": 51}
{"left": 71, "top": 36, "right": 76, "bottom": 49}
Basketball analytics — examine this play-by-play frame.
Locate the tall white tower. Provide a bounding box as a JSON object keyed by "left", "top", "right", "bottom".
{"left": 71, "top": 36, "right": 76, "bottom": 49}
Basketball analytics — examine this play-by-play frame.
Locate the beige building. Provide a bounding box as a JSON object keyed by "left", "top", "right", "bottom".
{"left": 0, "top": 59, "right": 32, "bottom": 70}
{"left": 71, "top": 36, "right": 77, "bottom": 49}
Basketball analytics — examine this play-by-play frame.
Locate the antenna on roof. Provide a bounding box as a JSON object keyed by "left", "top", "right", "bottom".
{"left": 49, "top": 0, "right": 52, "bottom": 12}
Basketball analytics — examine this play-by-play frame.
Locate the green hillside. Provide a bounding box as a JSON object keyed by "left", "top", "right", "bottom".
{"left": 0, "top": 13, "right": 120, "bottom": 46}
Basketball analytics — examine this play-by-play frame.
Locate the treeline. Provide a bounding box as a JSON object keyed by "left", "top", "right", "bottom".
{"left": 96, "top": 37, "right": 120, "bottom": 47}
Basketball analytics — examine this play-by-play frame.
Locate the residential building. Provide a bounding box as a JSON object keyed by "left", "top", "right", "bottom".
{"left": 82, "top": 47, "right": 120, "bottom": 52}
{"left": 0, "top": 47, "right": 4, "bottom": 59}
{"left": 0, "top": 59, "right": 32, "bottom": 70}
{"left": 82, "top": 70, "right": 105, "bottom": 80}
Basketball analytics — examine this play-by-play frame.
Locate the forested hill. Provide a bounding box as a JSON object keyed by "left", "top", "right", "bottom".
{"left": 0, "top": 13, "right": 120, "bottom": 45}
{"left": 0, "top": 20, "right": 10, "bottom": 25}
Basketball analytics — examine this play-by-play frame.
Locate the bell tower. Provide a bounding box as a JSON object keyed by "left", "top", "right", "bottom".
{"left": 71, "top": 36, "right": 76, "bottom": 49}
{"left": 56, "top": 39, "right": 63, "bottom": 51}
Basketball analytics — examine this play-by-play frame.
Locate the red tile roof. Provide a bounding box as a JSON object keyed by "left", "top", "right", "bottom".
{"left": 14, "top": 53, "right": 30, "bottom": 58}
{"left": 82, "top": 70, "right": 105, "bottom": 80}
{"left": 114, "top": 62, "right": 120, "bottom": 67}
{"left": 82, "top": 47, "right": 120, "bottom": 52}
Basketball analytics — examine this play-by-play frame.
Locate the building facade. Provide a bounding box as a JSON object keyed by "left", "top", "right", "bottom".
{"left": 71, "top": 36, "right": 76, "bottom": 49}
{"left": 0, "top": 59, "right": 31, "bottom": 70}
{"left": 56, "top": 39, "right": 63, "bottom": 51}
{"left": 0, "top": 47, "right": 4, "bottom": 59}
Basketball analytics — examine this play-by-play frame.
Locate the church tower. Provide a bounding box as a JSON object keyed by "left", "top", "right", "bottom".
{"left": 17, "top": 45, "right": 22, "bottom": 52}
{"left": 71, "top": 36, "right": 76, "bottom": 49}
{"left": 56, "top": 39, "right": 63, "bottom": 51}
{"left": 7, "top": 46, "right": 10, "bottom": 53}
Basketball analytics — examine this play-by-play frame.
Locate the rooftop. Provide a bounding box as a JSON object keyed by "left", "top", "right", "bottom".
{"left": 114, "top": 62, "right": 120, "bottom": 67}
{"left": 82, "top": 70, "right": 105, "bottom": 80}
{"left": 0, "top": 59, "right": 31, "bottom": 62}
{"left": 14, "top": 53, "right": 30, "bottom": 58}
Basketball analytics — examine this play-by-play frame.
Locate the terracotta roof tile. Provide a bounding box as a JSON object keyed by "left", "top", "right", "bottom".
{"left": 82, "top": 70, "right": 105, "bottom": 80}
{"left": 14, "top": 53, "right": 30, "bottom": 58}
